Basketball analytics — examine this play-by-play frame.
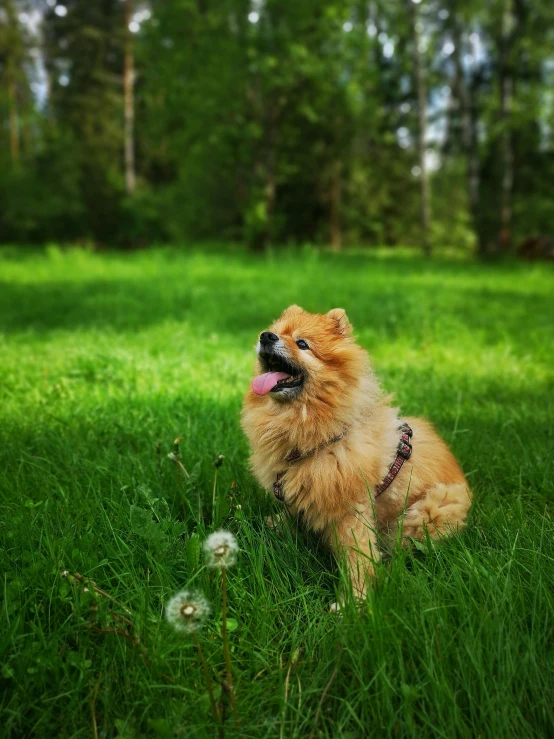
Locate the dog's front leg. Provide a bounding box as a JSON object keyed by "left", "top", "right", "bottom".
{"left": 330, "top": 504, "right": 380, "bottom": 608}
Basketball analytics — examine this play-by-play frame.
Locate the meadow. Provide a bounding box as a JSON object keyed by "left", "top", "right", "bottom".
{"left": 1, "top": 245, "right": 553, "bottom": 738}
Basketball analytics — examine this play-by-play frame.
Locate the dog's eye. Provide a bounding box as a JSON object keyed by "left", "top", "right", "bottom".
{"left": 296, "top": 339, "right": 309, "bottom": 350}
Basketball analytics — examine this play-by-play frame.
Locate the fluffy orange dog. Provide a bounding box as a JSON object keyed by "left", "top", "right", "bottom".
{"left": 241, "top": 305, "right": 472, "bottom": 603}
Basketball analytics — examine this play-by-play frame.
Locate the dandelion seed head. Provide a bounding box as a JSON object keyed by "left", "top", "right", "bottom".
{"left": 166, "top": 589, "right": 211, "bottom": 633}
{"left": 203, "top": 530, "right": 239, "bottom": 569}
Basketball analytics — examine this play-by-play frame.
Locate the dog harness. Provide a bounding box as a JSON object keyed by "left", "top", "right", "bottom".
{"left": 272, "top": 422, "right": 413, "bottom": 502}
{"left": 374, "top": 423, "right": 413, "bottom": 497}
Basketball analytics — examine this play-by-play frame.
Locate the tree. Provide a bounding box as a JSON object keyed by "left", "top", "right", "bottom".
{"left": 0, "top": 0, "right": 29, "bottom": 165}
{"left": 42, "top": 0, "right": 126, "bottom": 241}
{"left": 409, "top": 0, "right": 432, "bottom": 255}
{"left": 1, "top": 0, "right": 554, "bottom": 249}
{"left": 123, "top": 0, "right": 136, "bottom": 196}
{"left": 498, "top": 0, "right": 514, "bottom": 250}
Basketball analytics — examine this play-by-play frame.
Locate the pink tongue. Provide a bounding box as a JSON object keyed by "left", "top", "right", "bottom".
{"left": 252, "top": 371, "right": 290, "bottom": 396}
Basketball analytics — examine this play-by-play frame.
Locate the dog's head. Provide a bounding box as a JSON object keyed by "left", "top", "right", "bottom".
{"left": 249, "top": 305, "right": 366, "bottom": 404}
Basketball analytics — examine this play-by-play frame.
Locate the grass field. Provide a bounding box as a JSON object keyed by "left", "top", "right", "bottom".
{"left": 1, "top": 245, "right": 553, "bottom": 738}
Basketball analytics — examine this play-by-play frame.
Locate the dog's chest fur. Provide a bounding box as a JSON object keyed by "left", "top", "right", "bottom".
{"left": 243, "top": 387, "right": 404, "bottom": 536}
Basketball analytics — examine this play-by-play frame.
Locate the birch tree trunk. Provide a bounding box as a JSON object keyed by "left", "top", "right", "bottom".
{"left": 410, "top": 0, "right": 431, "bottom": 256}
{"left": 498, "top": 0, "right": 514, "bottom": 251}
{"left": 453, "top": 23, "right": 484, "bottom": 255}
{"left": 5, "top": 0, "right": 20, "bottom": 166}
{"left": 124, "top": 0, "right": 136, "bottom": 195}
{"left": 466, "top": 82, "right": 482, "bottom": 254}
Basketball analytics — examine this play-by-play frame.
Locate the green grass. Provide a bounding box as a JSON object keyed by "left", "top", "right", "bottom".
{"left": 1, "top": 245, "right": 553, "bottom": 738}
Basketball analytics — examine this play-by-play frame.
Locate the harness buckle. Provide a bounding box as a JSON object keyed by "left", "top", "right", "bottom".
{"left": 273, "top": 473, "right": 285, "bottom": 501}
{"left": 397, "top": 440, "right": 412, "bottom": 460}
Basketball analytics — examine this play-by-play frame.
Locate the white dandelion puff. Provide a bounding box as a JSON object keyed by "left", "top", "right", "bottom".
{"left": 203, "top": 530, "right": 239, "bottom": 569}
{"left": 165, "top": 589, "right": 211, "bottom": 633}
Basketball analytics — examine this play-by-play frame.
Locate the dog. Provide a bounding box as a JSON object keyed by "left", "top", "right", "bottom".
{"left": 241, "top": 305, "right": 472, "bottom": 605}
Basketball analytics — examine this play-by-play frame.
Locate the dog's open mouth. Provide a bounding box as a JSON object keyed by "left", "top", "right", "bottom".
{"left": 252, "top": 354, "right": 304, "bottom": 396}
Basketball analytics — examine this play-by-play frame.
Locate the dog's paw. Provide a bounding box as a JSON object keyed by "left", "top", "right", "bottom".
{"left": 330, "top": 597, "right": 369, "bottom": 615}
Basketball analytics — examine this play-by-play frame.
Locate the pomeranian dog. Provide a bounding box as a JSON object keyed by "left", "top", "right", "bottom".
{"left": 241, "top": 305, "right": 471, "bottom": 605}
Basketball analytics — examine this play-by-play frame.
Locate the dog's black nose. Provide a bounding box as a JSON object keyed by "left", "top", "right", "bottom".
{"left": 260, "top": 331, "right": 279, "bottom": 346}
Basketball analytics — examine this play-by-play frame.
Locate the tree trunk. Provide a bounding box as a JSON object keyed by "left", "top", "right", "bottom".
{"left": 467, "top": 75, "right": 484, "bottom": 254}
{"left": 123, "top": 0, "right": 136, "bottom": 196}
{"left": 453, "top": 23, "right": 485, "bottom": 255}
{"left": 249, "top": 120, "right": 276, "bottom": 252}
{"left": 329, "top": 159, "right": 342, "bottom": 251}
{"left": 410, "top": 1, "right": 431, "bottom": 256}
{"left": 263, "top": 148, "right": 276, "bottom": 249}
{"left": 499, "top": 0, "right": 514, "bottom": 251}
{"left": 7, "top": 74, "right": 20, "bottom": 166}
{"left": 5, "top": 0, "right": 20, "bottom": 166}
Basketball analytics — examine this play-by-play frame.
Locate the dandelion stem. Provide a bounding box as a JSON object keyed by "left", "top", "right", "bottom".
{"left": 169, "top": 437, "right": 190, "bottom": 480}
{"left": 193, "top": 631, "right": 223, "bottom": 739}
{"left": 198, "top": 488, "right": 203, "bottom": 524}
{"left": 155, "top": 441, "right": 162, "bottom": 474}
{"left": 65, "top": 571, "right": 132, "bottom": 614}
{"left": 90, "top": 681, "right": 100, "bottom": 739}
{"left": 212, "top": 468, "right": 218, "bottom": 523}
{"left": 221, "top": 567, "right": 240, "bottom": 732}
{"left": 177, "top": 459, "right": 190, "bottom": 479}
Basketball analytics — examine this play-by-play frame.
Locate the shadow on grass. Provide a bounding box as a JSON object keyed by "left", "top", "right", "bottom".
{"left": 1, "top": 373, "right": 552, "bottom": 515}
{"left": 0, "top": 251, "right": 552, "bottom": 354}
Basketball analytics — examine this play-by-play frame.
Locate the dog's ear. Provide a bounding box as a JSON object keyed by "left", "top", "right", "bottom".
{"left": 280, "top": 304, "right": 304, "bottom": 319}
{"left": 326, "top": 308, "right": 352, "bottom": 336}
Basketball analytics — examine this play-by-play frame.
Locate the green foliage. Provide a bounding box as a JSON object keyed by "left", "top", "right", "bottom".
{"left": 1, "top": 1, "right": 554, "bottom": 247}
{"left": 1, "top": 246, "right": 553, "bottom": 736}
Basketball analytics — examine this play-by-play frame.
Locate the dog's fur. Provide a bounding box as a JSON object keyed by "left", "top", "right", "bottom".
{"left": 241, "top": 305, "right": 472, "bottom": 599}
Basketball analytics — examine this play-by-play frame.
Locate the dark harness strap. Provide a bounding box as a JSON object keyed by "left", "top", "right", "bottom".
{"left": 272, "top": 423, "right": 413, "bottom": 502}
{"left": 374, "top": 423, "right": 413, "bottom": 497}
{"left": 273, "top": 428, "right": 349, "bottom": 502}
{"left": 285, "top": 430, "right": 348, "bottom": 464}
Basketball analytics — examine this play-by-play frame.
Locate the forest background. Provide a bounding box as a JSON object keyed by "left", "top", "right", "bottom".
{"left": 1, "top": 0, "right": 554, "bottom": 254}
